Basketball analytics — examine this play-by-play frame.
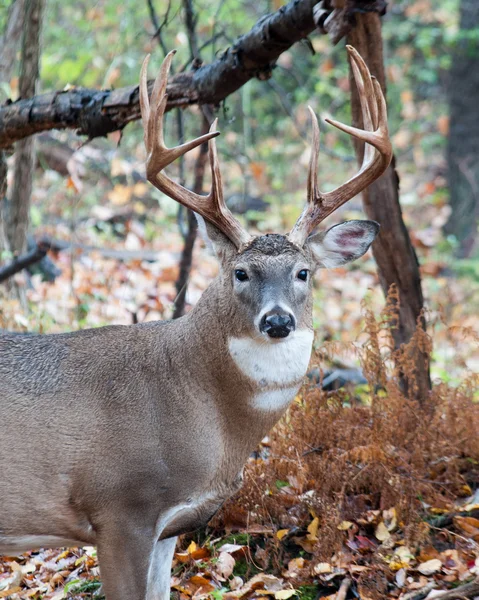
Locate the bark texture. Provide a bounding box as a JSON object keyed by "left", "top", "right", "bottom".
{"left": 0, "top": 0, "right": 26, "bottom": 257}
{"left": 0, "top": 0, "right": 322, "bottom": 148}
{"left": 347, "top": 13, "right": 431, "bottom": 399}
{"left": 444, "top": 0, "right": 479, "bottom": 257}
{"left": 8, "top": 0, "right": 45, "bottom": 256}
{"left": 0, "top": 0, "right": 25, "bottom": 88}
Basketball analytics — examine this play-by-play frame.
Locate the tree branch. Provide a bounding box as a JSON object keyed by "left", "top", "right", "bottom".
{"left": 0, "top": 240, "right": 50, "bottom": 283}
{"left": 0, "top": 0, "right": 322, "bottom": 148}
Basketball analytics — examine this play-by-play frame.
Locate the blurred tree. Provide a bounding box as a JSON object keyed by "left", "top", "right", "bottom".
{"left": 0, "top": 0, "right": 25, "bottom": 259}
{"left": 445, "top": 0, "right": 479, "bottom": 257}
{"left": 323, "top": 4, "right": 432, "bottom": 400}
{"left": 7, "top": 0, "right": 45, "bottom": 257}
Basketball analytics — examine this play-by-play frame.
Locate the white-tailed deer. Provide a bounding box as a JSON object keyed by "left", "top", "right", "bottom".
{"left": 0, "top": 47, "right": 391, "bottom": 599}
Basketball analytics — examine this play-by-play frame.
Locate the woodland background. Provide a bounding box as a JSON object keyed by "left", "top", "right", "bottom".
{"left": 0, "top": 0, "right": 479, "bottom": 599}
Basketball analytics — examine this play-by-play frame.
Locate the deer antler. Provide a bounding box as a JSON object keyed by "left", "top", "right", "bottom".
{"left": 140, "top": 51, "right": 252, "bottom": 249}
{"left": 288, "top": 46, "right": 393, "bottom": 247}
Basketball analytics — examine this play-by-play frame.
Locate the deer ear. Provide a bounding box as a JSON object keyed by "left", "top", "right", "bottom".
{"left": 306, "top": 220, "right": 379, "bottom": 269}
{"left": 195, "top": 214, "right": 237, "bottom": 265}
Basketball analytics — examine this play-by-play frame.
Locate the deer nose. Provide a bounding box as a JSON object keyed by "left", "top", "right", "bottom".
{"left": 260, "top": 309, "right": 295, "bottom": 339}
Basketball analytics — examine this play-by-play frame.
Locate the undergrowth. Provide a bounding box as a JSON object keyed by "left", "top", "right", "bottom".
{"left": 212, "top": 286, "right": 479, "bottom": 572}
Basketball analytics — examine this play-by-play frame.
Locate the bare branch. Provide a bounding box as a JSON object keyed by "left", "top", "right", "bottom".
{"left": 0, "top": 0, "right": 322, "bottom": 148}
{"left": 0, "top": 240, "right": 50, "bottom": 283}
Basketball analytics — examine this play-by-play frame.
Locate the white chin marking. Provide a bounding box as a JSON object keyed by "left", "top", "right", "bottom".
{"left": 251, "top": 386, "right": 300, "bottom": 411}
{"left": 228, "top": 329, "right": 313, "bottom": 386}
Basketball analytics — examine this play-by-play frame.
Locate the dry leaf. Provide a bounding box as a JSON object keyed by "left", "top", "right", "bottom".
{"left": 307, "top": 517, "right": 319, "bottom": 541}
{"left": 313, "top": 562, "right": 332, "bottom": 575}
{"left": 375, "top": 521, "right": 391, "bottom": 542}
{"left": 395, "top": 568, "right": 406, "bottom": 588}
{"left": 275, "top": 590, "right": 296, "bottom": 599}
{"left": 417, "top": 559, "right": 442, "bottom": 575}
{"left": 216, "top": 552, "right": 236, "bottom": 580}
{"left": 225, "top": 574, "right": 284, "bottom": 598}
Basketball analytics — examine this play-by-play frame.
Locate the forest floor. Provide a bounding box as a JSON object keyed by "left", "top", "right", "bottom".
{"left": 1, "top": 130, "right": 479, "bottom": 600}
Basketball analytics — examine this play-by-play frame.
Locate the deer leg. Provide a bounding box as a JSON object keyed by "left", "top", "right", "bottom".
{"left": 96, "top": 520, "right": 158, "bottom": 600}
{"left": 146, "top": 536, "right": 177, "bottom": 600}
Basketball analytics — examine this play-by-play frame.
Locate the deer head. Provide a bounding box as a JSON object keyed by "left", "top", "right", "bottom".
{"left": 140, "top": 47, "right": 392, "bottom": 340}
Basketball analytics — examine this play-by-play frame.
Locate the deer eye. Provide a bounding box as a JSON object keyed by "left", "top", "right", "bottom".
{"left": 297, "top": 269, "right": 309, "bottom": 281}
{"left": 235, "top": 269, "right": 249, "bottom": 282}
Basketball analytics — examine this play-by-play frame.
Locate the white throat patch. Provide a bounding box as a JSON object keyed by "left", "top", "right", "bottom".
{"left": 228, "top": 329, "right": 314, "bottom": 387}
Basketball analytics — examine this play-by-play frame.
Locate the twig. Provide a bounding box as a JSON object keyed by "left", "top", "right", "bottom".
{"left": 211, "top": 0, "right": 228, "bottom": 60}
{"left": 147, "top": 0, "right": 171, "bottom": 57}
{"left": 183, "top": 0, "right": 199, "bottom": 59}
{"left": 408, "top": 577, "right": 479, "bottom": 600}
{"left": 0, "top": 241, "right": 50, "bottom": 283}
{"left": 336, "top": 577, "right": 351, "bottom": 600}
{"left": 401, "top": 581, "right": 437, "bottom": 600}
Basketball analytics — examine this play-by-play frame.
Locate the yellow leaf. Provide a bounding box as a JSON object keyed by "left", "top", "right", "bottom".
{"left": 108, "top": 184, "right": 132, "bottom": 206}
{"left": 307, "top": 517, "right": 319, "bottom": 541}
{"left": 286, "top": 557, "right": 305, "bottom": 576}
{"left": 133, "top": 182, "right": 149, "bottom": 197}
{"left": 375, "top": 521, "right": 391, "bottom": 542}
{"left": 429, "top": 507, "right": 449, "bottom": 514}
{"left": 275, "top": 590, "right": 297, "bottom": 599}
{"left": 187, "top": 541, "right": 197, "bottom": 554}
{"left": 383, "top": 507, "right": 397, "bottom": 532}
{"left": 313, "top": 562, "right": 332, "bottom": 574}
{"left": 390, "top": 545, "right": 413, "bottom": 569}
{"left": 337, "top": 521, "right": 354, "bottom": 531}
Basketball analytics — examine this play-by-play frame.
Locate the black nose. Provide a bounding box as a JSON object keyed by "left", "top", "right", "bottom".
{"left": 260, "top": 310, "right": 295, "bottom": 339}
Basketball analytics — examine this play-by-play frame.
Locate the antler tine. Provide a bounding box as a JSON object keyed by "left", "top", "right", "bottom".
{"left": 306, "top": 106, "right": 320, "bottom": 206}
{"left": 141, "top": 52, "right": 252, "bottom": 249}
{"left": 289, "top": 46, "right": 392, "bottom": 247}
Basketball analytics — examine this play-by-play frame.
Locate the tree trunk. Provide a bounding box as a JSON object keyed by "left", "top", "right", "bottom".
{"left": 0, "top": 0, "right": 26, "bottom": 260}
{"left": 172, "top": 119, "right": 209, "bottom": 319}
{"left": 444, "top": 0, "right": 479, "bottom": 258}
{"left": 347, "top": 13, "right": 431, "bottom": 400}
{"left": 0, "top": 0, "right": 25, "bottom": 93}
{"left": 0, "top": 152, "right": 8, "bottom": 259}
{"left": 8, "top": 0, "right": 45, "bottom": 256}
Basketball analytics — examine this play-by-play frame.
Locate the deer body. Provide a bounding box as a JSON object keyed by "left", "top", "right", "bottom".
{"left": 0, "top": 47, "right": 392, "bottom": 600}
{"left": 0, "top": 274, "right": 311, "bottom": 546}
{"left": 1, "top": 281, "right": 310, "bottom": 598}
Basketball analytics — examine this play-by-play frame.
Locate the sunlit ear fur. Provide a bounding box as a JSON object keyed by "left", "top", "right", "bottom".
{"left": 195, "top": 214, "right": 237, "bottom": 266}
{"left": 306, "top": 220, "right": 379, "bottom": 269}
